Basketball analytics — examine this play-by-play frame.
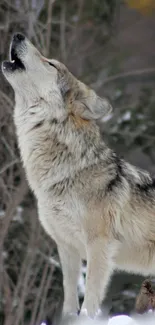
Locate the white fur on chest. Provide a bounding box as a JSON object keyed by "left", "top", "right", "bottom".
{"left": 38, "top": 193, "right": 87, "bottom": 257}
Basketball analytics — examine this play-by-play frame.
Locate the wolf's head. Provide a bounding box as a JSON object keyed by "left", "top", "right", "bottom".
{"left": 2, "top": 33, "right": 112, "bottom": 122}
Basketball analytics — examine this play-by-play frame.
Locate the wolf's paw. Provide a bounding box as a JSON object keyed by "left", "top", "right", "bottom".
{"left": 80, "top": 308, "right": 98, "bottom": 321}
{"left": 80, "top": 308, "right": 103, "bottom": 319}
{"left": 80, "top": 308, "right": 88, "bottom": 317}
{"left": 60, "top": 312, "right": 78, "bottom": 325}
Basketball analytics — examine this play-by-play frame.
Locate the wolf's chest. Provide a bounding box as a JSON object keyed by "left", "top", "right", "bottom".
{"left": 38, "top": 196, "right": 86, "bottom": 257}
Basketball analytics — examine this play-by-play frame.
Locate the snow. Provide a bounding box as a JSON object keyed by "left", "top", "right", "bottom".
{"left": 78, "top": 272, "right": 86, "bottom": 297}
{"left": 102, "top": 113, "right": 113, "bottom": 122}
{"left": 48, "top": 256, "right": 61, "bottom": 268}
{"left": 108, "top": 315, "right": 136, "bottom": 324}
{"left": 0, "top": 210, "right": 5, "bottom": 218}
{"left": 78, "top": 264, "right": 86, "bottom": 297}
{"left": 2, "top": 251, "right": 8, "bottom": 259}
{"left": 13, "top": 206, "right": 23, "bottom": 223}
{"left": 0, "top": 206, "right": 23, "bottom": 223}
{"left": 107, "top": 313, "right": 155, "bottom": 325}
{"left": 39, "top": 312, "right": 155, "bottom": 325}
{"left": 122, "top": 290, "right": 136, "bottom": 298}
{"left": 118, "top": 111, "right": 131, "bottom": 123}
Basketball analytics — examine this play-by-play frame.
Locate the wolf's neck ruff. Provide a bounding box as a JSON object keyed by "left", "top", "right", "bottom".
{"left": 15, "top": 102, "right": 112, "bottom": 197}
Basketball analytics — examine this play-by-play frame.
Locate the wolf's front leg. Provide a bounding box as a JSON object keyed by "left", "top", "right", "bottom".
{"left": 81, "top": 237, "right": 115, "bottom": 317}
{"left": 58, "top": 243, "right": 81, "bottom": 315}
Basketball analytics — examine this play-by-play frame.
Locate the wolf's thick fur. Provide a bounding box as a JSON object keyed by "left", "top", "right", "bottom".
{"left": 2, "top": 34, "right": 155, "bottom": 317}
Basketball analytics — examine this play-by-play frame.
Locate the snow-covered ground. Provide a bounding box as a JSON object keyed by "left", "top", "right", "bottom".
{"left": 78, "top": 264, "right": 86, "bottom": 298}
{"left": 8, "top": 210, "right": 153, "bottom": 325}
{"left": 108, "top": 313, "right": 155, "bottom": 324}
{"left": 40, "top": 311, "right": 155, "bottom": 325}
{"left": 71, "top": 265, "right": 155, "bottom": 324}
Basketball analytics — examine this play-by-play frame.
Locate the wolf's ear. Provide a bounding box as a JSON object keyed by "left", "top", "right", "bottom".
{"left": 78, "top": 89, "right": 112, "bottom": 120}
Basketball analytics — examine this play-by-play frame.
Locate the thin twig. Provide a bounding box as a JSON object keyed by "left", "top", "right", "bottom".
{"left": 37, "top": 249, "right": 61, "bottom": 268}
{"left": 60, "top": 1, "right": 67, "bottom": 62}
{"left": 0, "top": 159, "right": 19, "bottom": 175}
{"left": 36, "top": 265, "right": 55, "bottom": 325}
{"left": 45, "top": 0, "right": 55, "bottom": 57}
{"left": 0, "top": 90, "right": 14, "bottom": 109}
{"left": 101, "top": 68, "right": 155, "bottom": 87}
{"left": 29, "top": 261, "right": 49, "bottom": 325}
{"left": 0, "top": 171, "right": 28, "bottom": 244}
{"left": 13, "top": 214, "right": 37, "bottom": 325}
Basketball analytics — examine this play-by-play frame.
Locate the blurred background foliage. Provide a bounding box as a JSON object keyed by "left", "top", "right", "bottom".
{"left": 0, "top": 0, "right": 155, "bottom": 324}
{"left": 127, "top": 0, "right": 155, "bottom": 15}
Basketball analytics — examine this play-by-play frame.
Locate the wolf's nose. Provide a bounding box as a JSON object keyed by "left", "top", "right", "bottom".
{"left": 13, "top": 33, "right": 25, "bottom": 43}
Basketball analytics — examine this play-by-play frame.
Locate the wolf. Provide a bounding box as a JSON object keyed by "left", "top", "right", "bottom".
{"left": 2, "top": 33, "right": 155, "bottom": 318}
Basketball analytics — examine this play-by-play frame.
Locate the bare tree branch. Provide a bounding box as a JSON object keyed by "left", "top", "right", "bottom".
{"left": 45, "top": 0, "right": 55, "bottom": 56}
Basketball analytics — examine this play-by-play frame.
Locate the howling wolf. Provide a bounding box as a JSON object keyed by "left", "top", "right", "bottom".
{"left": 2, "top": 33, "right": 155, "bottom": 317}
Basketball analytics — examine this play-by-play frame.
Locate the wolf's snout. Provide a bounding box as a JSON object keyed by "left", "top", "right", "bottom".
{"left": 11, "top": 33, "right": 25, "bottom": 56}
{"left": 13, "top": 33, "right": 25, "bottom": 43}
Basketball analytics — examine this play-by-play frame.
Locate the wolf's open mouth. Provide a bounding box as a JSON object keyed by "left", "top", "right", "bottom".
{"left": 8, "top": 45, "right": 25, "bottom": 70}
{"left": 2, "top": 37, "right": 25, "bottom": 72}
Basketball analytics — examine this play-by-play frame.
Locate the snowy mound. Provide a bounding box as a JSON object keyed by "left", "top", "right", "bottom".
{"left": 108, "top": 314, "right": 154, "bottom": 324}
{"left": 54, "top": 312, "right": 155, "bottom": 325}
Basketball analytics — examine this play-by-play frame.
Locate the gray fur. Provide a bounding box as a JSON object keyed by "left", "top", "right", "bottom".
{"left": 2, "top": 35, "right": 155, "bottom": 317}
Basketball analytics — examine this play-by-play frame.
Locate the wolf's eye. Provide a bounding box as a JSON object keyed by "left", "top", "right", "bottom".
{"left": 48, "top": 62, "right": 56, "bottom": 69}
